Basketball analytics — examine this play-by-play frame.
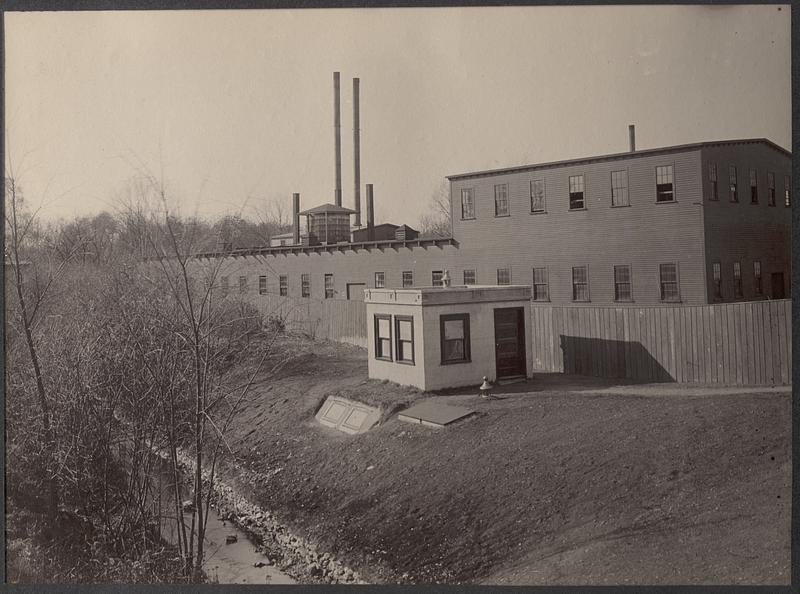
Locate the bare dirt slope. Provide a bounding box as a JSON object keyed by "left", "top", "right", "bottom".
{"left": 219, "top": 335, "right": 790, "bottom": 585}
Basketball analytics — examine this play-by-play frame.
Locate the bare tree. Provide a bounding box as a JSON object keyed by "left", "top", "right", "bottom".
{"left": 419, "top": 180, "right": 452, "bottom": 238}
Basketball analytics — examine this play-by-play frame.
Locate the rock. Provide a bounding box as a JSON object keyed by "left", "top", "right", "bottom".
{"left": 226, "top": 534, "right": 238, "bottom": 544}
{"left": 253, "top": 561, "right": 266, "bottom": 568}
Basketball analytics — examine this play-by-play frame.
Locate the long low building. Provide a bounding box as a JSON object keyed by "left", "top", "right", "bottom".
{"left": 196, "top": 135, "right": 791, "bottom": 307}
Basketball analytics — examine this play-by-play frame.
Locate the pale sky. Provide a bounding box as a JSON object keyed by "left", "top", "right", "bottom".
{"left": 5, "top": 6, "right": 791, "bottom": 227}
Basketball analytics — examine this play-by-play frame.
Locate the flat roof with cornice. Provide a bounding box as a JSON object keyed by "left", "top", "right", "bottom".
{"left": 446, "top": 138, "right": 791, "bottom": 182}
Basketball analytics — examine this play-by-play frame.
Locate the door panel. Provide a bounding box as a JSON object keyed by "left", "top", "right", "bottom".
{"left": 494, "top": 307, "right": 526, "bottom": 379}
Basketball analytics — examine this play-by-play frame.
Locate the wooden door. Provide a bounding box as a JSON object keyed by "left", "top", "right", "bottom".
{"left": 494, "top": 307, "right": 526, "bottom": 379}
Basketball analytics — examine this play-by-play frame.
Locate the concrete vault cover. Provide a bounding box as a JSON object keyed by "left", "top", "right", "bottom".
{"left": 397, "top": 401, "right": 475, "bottom": 428}
{"left": 315, "top": 396, "right": 381, "bottom": 435}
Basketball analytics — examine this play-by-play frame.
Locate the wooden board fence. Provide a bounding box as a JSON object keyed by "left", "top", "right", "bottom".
{"left": 530, "top": 299, "right": 791, "bottom": 385}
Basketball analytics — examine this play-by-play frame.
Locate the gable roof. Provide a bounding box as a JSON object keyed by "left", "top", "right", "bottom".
{"left": 446, "top": 138, "right": 791, "bottom": 182}
{"left": 299, "top": 203, "right": 356, "bottom": 215}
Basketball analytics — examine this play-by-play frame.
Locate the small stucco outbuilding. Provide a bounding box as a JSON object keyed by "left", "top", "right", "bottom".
{"left": 364, "top": 285, "right": 532, "bottom": 391}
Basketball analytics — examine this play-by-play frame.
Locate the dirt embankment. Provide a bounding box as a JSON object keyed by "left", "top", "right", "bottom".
{"left": 214, "top": 335, "right": 790, "bottom": 585}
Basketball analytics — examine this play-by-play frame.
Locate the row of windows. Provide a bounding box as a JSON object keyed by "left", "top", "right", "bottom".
{"left": 374, "top": 313, "right": 471, "bottom": 366}
{"left": 460, "top": 165, "right": 676, "bottom": 218}
{"left": 710, "top": 260, "right": 776, "bottom": 300}
{"left": 709, "top": 164, "right": 791, "bottom": 206}
{"left": 460, "top": 163, "right": 791, "bottom": 219}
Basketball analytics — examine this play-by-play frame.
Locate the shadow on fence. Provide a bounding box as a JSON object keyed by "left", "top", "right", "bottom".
{"left": 559, "top": 335, "right": 674, "bottom": 383}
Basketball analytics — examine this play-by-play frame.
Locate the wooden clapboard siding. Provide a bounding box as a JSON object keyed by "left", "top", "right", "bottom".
{"left": 529, "top": 300, "right": 791, "bottom": 385}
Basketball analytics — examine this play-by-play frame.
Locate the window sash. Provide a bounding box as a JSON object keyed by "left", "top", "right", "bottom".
{"left": 259, "top": 275, "right": 267, "bottom": 295}
{"left": 301, "top": 274, "right": 310, "bottom": 297}
{"left": 569, "top": 175, "right": 585, "bottom": 209}
{"left": 279, "top": 275, "right": 288, "bottom": 296}
{"left": 463, "top": 269, "right": 476, "bottom": 285}
{"left": 532, "top": 267, "right": 548, "bottom": 301}
{"left": 768, "top": 172, "right": 776, "bottom": 205}
{"left": 440, "top": 314, "right": 470, "bottom": 364}
{"left": 754, "top": 261, "right": 762, "bottom": 294}
{"left": 733, "top": 262, "right": 743, "bottom": 297}
{"left": 494, "top": 184, "right": 509, "bottom": 216}
{"left": 659, "top": 264, "right": 679, "bottom": 301}
{"left": 729, "top": 166, "right": 738, "bottom": 202}
{"left": 530, "top": 179, "right": 546, "bottom": 212}
{"left": 461, "top": 188, "right": 475, "bottom": 219}
{"left": 656, "top": 166, "right": 674, "bottom": 202}
{"left": 611, "top": 170, "right": 629, "bottom": 206}
{"left": 497, "top": 268, "right": 511, "bottom": 285}
{"left": 374, "top": 315, "right": 392, "bottom": 360}
{"left": 785, "top": 176, "right": 791, "bottom": 206}
{"left": 432, "top": 270, "right": 444, "bottom": 287}
{"left": 395, "top": 316, "right": 415, "bottom": 364}
{"left": 572, "top": 266, "right": 589, "bottom": 301}
{"left": 402, "top": 271, "right": 413, "bottom": 287}
{"left": 324, "top": 274, "right": 334, "bottom": 298}
{"left": 374, "top": 272, "right": 385, "bottom": 288}
{"left": 614, "top": 265, "right": 632, "bottom": 301}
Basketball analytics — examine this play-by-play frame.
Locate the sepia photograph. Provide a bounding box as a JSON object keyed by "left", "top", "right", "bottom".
{"left": 3, "top": 4, "right": 792, "bottom": 586}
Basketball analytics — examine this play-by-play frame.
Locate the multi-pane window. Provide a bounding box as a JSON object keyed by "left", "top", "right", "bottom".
{"left": 374, "top": 272, "right": 385, "bottom": 288}
{"left": 259, "top": 275, "right": 267, "bottom": 295}
{"left": 569, "top": 175, "right": 585, "bottom": 210}
{"left": 754, "top": 261, "right": 762, "bottom": 295}
{"left": 497, "top": 268, "right": 511, "bottom": 285}
{"left": 656, "top": 165, "right": 674, "bottom": 202}
{"left": 374, "top": 315, "right": 392, "bottom": 361}
{"left": 611, "top": 170, "right": 629, "bottom": 206}
{"left": 712, "top": 263, "right": 722, "bottom": 300}
{"left": 733, "top": 262, "right": 743, "bottom": 298}
{"left": 785, "top": 175, "right": 791, "bottom": 207}
{"left": 221, "top": 276, "right": 229, "bottom": 296}
{"left": 324, "top": 273, "right": 334, "bottom": 299}
{"left": 494, "top": 184, "right": 509, "bottom": 216}
{"left": 239, "top": 276, "right": 248, "bottom": 294}
{"left": 461, "top": 188, "right": 475, "bottom": 219}
{"left": 279, "top": 275, "right": 288, "bottom": 296}
{"left": 432, "top": 270, "right": 444, "bottom": 287}
{"left": 530, "top": 179, "right": 546, "bottom": 213}
{"left": 395, "top": 316, "right": 415, "bottom": 364}
{"left": 532, "top": 267, "right": 548, "bottom": 301}
{"left": 729, "top": 165, "right": 738, "bottom": 202}
{"left": 659, "top": 263, "right": 680, "bottom": 302}
{"left": 614, "top": 265, "right": 632, "bottom": 301}
{"left": 768, "top": 172, "right": 776, "bottom": 206}
{"left": 402, "top": 270, "right": 413, "bottom": 288}
{"left": 750, "top": 169, "right": 758, "bottom": 204}
{"left": 440, "top": 313, "right": 470, "bottom": 364}
{"left": 463, "top": 269, "right": 476, "bottom": 285}
{"left": 572, "top": 266, "right": 589, "bottom": 301}
{"left": 709, "top": 163, "right": 718, "bottom": 200}
{"left": 301, "top": 273, "right": 310, "bottom": 297}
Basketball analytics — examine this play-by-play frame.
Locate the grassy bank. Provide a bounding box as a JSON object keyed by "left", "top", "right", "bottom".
{"left": 214, "top": 334, "right": 790, "bottom": 585}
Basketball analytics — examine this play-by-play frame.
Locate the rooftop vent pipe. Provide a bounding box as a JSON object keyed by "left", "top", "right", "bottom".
{"left": 628, "top": 124, "right": 636, "bottom": 152}
{"left": 292, "top": 193, "right": 300, "bottom": 245}
{"left": 353, "top": 77, "right": 362, "bottom": 227}
{"left": 334, "top": 72, "right": 342, "bottom": 206}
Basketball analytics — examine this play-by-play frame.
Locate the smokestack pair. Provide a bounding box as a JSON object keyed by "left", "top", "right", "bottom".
{"left": 333, "top": 72, "right": 362, "bottom": 226}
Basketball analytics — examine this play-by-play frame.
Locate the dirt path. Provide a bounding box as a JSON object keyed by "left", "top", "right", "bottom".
{"left": 215, "top": 334, "right": 790, "bottom": 585}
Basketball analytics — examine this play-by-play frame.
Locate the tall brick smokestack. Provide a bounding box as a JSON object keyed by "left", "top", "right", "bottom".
{"left": 366, "top": 183, "right": 374, "bottom": 241}
{"left": 353, "top": 77, "right": 361, "bottom": 227}
{"left": 629, "top": 124, "right": 636, "bottom": 152}
{"left": 334, "top": 72, "right": 342, "bottom": 206}
{"left": 292, "top": 193, "right": 300, "bottom": 245}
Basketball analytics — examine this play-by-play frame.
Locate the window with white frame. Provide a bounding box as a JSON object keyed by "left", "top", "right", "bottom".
{"left": 324, "top": 273, "right": 334, "bottom": 299}
{"left": 611, "top": 170, "right": 629, "bottom": 206}
{"left": 494, "top": 184, "right": 509, "bottom": 216}
{"left": 768, "top": 172, "right": 776, "bottom": 206}
{"left": 569, "top": 175, "right": 585, "bottom": 210}
{"left": 659, "top": 263, "right": 680, "bottom": 302}
{"left": 729, "top": 165, "right": 738, "bottom": 202}
{"left": 259, "top": 275, "right": 267, "bottom": 295}
{"left": 461, "top": 188, "right": 475, "bottom": 219}
{"left": 572, "top": 266, "right": 589, "bottom": 301}
{"left": 402, "top": 270, "right": 413, "bottom": 287}
{"left": 733, "top": 262, "right": 743, "bottom": 298}
{"left": 614, "top": 265, "right": 632, "bottom": 301}
{"left": 754, "top": 261, "right": 762, "bottom": 295}
{"left": 440, "top": 314, "right": 470, "bottom": 364}
{"left": 301, "top": 273, "right": 310, "bottom": 297}
{"left": 432, "top": 270, "right": 444, "bottom": 287}
{"left": 656, "top": 165, "right": 674, "bottom": 202}
{"left": 394, "top": 316, "right": 415, "bottom": 364}
{"left": 374, "top": 272, "right": 385, "bottom": 288}
{"left": 279, "top": 275, "right": 288, "bottom": 296}
{"left": 532, "top": 267, "right": 548, "bottom": 301}
{"left": 497, "top": 267, "right": 511, "bottom": 285}
{"left": 530, "top": 179, "right": 546, "bottom": 213}
{"left": 374, "top": 315, "right": 392, "bottom": 361}
{"left": 463, "top": 269, "right": 476, "bottom": 285}
{"left": 750, "top": 169, "right": 758, "bottom": 204}
{"left": 709, "top": 163, "right": 719, "bottom": 200}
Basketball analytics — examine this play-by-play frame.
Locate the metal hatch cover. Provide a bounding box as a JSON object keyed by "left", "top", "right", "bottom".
{"left": 397, "top": 401, "right": 476, "bottom": 428}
